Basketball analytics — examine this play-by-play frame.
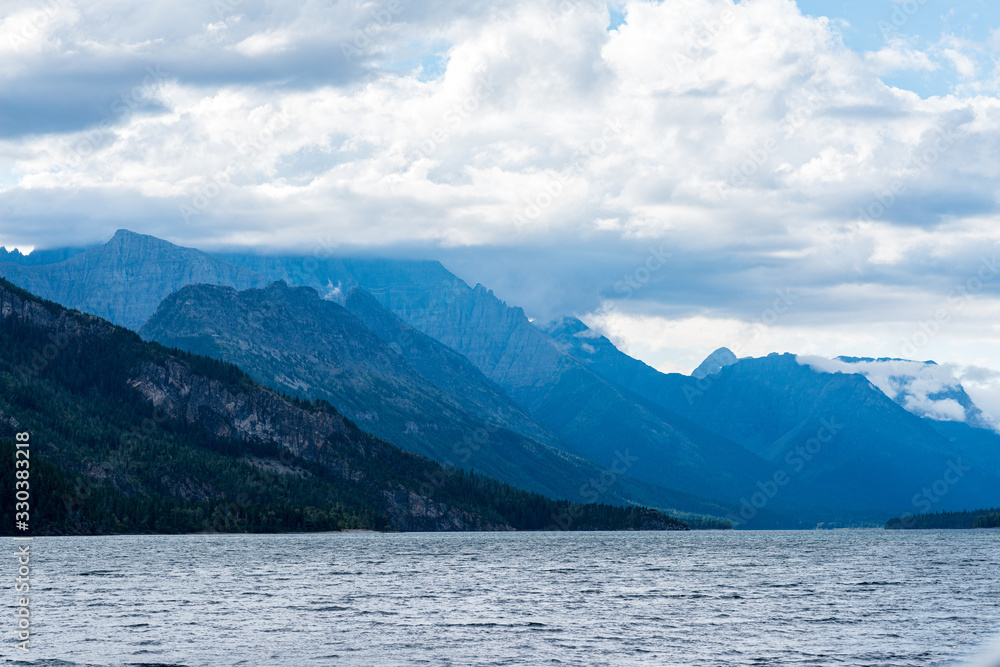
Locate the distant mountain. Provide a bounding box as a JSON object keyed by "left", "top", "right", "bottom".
{"left": 542, "top": 315, "right": 681, "bottom": 403}
{"left": 0, "top": 247, "right": 87, "bottom": 266}
{"left": 0, "top": 230, "right": 268, "bottom": 329}
{"left": 692, "top": 347, "right": 739, "bottom": 379}
{"left": 0, "top": 278, "right": 686, "bottom": 534}
{"left": 543, "top": 321, "right": 1000, "bottom": 512}
{"left": 138, "top": 280, "right": 735, "bottom": 522}
{"left": 341, "top": 286, "right": 560, "bottom": 450}
{"left": 821, "top": 356, "right": 997, "bottom": 431}
{"left": 139, "top": 280, "right": 572, "bottom": 495}
{"left": 15, "top": 231, "right": 997, "bottom": 521}
{"left": 334, "top": 283, "right": 783, "bottom": 505}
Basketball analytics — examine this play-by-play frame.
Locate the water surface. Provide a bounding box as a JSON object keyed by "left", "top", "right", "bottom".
{"left": 4, "top": 530, "right": 1000, "bottom": 666}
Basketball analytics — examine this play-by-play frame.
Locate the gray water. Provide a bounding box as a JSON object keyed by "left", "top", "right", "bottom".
{"left": 4, "top": 530, "right": 1000, "bottom": 666}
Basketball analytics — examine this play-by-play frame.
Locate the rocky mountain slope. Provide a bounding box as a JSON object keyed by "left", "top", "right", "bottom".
{"left": 12, "top": 230, "right": 996, "bottom": 521}
{"left": 1, "top": 231, "right": 764, "bottom": 517}
{"left": 137, "top": 280, "right": 738, "bottom": 523}
{"left": 342, "top": 286, "right": 560, "bottom": 450}
{"left": 0, "top": 278, "right": 687, "bottom": 534}
{"left": 340, "top": 280, "right": 775, "bottom": 504}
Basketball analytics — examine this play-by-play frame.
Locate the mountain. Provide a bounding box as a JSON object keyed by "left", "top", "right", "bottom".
{"left": 542, "top": 322, "right": 1000, "bottom": 512}
{"left": 138, "top": 280, "right": 573, "bottom": 495}
{"left": 0, "top": 229, "right": 268, "bottom": 330}
{"left": 137, "top": 280, "right": 737, "bottom": 523}
{"left": 827, "top": 356, "right": 997, "bottom": 431}
{"left": 341, "top": 286, "right": 560, "bottom": 450}
{"left": 0, "top": 232, "right": 778, "bottom": 510}
{"left": 21, "top": 232, "right": 995, "bottom": 519}
{"left": 692, "top": 347, "right": 739, "bottom": 379}
{"left": 542, "top": 315, "right": 683, "bottom": 404}
{"left": 336, "top": 282, "right": 780, "bottom": 504}
{"left": 0, "top": 246, "right": 87, "bottom": 266}
{"left": 0, "top": 277, "right": 686, "bottom": 534}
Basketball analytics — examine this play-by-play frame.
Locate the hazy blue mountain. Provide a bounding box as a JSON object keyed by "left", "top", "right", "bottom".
{"left": 0, "top": 232, "right": 748, "bottom": 523}
{"left": 830, "top": 356, "right": 996, "bottom": 431}
{"left": 13, "top": 231, "right": 993, "bottom": 519}
{"left": 0, "top": 278, "right": 688, "bottom": 533}
{"left": 138, "top": 280, "right": 738, "bottom": 522}
{"left": 0, "top": 232, "right": 558, "bottom": 449}
{"left": 692, "top": 347, "right": 739, "bottom": 379}
{"left": 333, "top": 283, "right": 778, "bottom": 504}
{"left": 0, "top": 230, "right": 269, "bottom": 329}
{"left": 140, "top": 281, "right": 549, "bottom": 485}
{"left": 542, "top": 316, "right": 677, "bottom": 399}
{"left": 543, "top": 321, "right": 1000, "bottom": 511}
{"left": 0, "top": 246, "right": 87, "bottom": 266}
{"left": 342, "top": 286, "right": 561, "bottom": 451}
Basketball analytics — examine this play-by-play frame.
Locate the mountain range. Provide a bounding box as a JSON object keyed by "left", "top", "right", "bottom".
{"left": 138, "top": 279, "right": 711, "bottom": 515}
{"left": 0, "top": 277, "right": 685, "bottom": 534}
{"left": 2, "top": 229, "right": 998, "bottom": 527}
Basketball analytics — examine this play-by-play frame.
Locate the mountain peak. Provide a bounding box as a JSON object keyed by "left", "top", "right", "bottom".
{"left": 104, "top": 229, "right": 182, "bottom": 254}
{"left": 691, "top": 347, "right": 738, "bottom": 379}
{"left": 540, "top": 316, "right": 589, "bottom": 337}
{"left": 109, "top": 228, "right": 150, "bottom": 244}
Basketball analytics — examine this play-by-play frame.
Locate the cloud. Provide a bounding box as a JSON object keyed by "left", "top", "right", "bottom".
{"left": 865, "top": 43, "right": 938, "bottom": 75}
{"left": 794, "top": 355, "right": 1000, "bottom": 428}
{"left": 5, "top": 0, "right": 1000, "bottom": 374}
{"left": 7, "top": 0, "right": 1000, "bottom": 246}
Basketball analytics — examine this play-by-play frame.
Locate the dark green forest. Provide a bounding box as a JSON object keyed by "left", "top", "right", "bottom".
{"left": 885, "top": 508, "right": 1000, "bottom": 530}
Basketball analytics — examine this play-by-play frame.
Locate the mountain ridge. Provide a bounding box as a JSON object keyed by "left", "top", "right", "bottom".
{"left": 0, "top": 277, "right": 687, "bottom": 534}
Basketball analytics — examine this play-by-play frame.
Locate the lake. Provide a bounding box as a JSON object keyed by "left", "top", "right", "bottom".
{"left": 5, "top": 530, "right": 1000, "bottom": 666}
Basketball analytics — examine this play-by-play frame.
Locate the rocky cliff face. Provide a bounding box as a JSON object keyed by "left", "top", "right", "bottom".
{"left": 126, "top": 358, "right": 352, "bottom": 460}
{"left": 126, "top": 358, "right": 501, "bottom": 531}
{"left": 343, "top": 286, "right": 561, "bottom": 450}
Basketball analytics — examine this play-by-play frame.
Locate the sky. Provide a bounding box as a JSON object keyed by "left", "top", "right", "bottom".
{"left": 4, "top": 0, "right": 1000, "bottom": 413}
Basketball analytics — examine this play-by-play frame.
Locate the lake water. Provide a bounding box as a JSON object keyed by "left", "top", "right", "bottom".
{"left": 4, "top": 530, "right": 1000, "bottom": 666}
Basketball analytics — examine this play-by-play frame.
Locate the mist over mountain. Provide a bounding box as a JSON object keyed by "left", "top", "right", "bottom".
{"left": 807, "top": 356, "right": 997, "bottom": 431}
